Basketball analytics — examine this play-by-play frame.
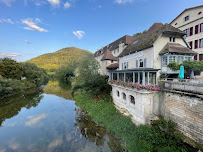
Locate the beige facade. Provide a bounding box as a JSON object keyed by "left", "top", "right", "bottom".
{"left": 119, "top": 35, "right": 192, "bottom": 78}
{"left": 170, "top": 5, "right": 203, "bottom": 60}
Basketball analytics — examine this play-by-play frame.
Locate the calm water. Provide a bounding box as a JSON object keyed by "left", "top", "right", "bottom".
{"left": 0, "top": 81, "right": 123, "bottom": 152}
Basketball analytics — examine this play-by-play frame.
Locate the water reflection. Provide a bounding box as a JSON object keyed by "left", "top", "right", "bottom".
{"left": 0, "top": 81, "right": 122, "bottom": 152}
{"left": 43, "top": 80, "right": 73, "bottom": 100}
{"left": 0, "top": 88, "right": 43, "bottom": 126}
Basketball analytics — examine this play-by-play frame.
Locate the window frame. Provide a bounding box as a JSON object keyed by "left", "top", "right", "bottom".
{"left": 185, "top": 16, "right": 189, "bottom": 22}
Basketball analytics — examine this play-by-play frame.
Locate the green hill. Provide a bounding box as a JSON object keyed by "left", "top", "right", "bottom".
{"left": 28, "top": 47, "right": 93, "bottom": 71}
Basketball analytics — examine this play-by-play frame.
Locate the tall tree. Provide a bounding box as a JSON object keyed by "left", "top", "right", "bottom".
{"left": 0, "top": 58, "right": 24, "bottom": 80}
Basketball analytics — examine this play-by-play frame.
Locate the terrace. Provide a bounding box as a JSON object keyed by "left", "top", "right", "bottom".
{"left": 109, "top": 68, "right": 159, "bottom": 85}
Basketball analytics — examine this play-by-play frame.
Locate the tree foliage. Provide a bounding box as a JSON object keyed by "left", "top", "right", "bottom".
{"left": 56, "top": 61, "right": 79, "bottom": 84}
{"left": 72, "top": 59, "right": 111, "bottom": 96}
{"left": 0, "top": 58, "right": 24, "bottom": 79}
{"left": 28, "top": 47, "right": 93, "bottom": 71}
{"left": 22, "top": 62, "right": 49, "bottom": 87}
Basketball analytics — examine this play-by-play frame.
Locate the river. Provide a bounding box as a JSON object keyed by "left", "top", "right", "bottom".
{"left": 0, "top": 81, "right": 123, "bottom": 152}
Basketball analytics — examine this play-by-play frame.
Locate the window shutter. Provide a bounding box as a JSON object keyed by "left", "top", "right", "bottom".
{"left": 127, "top": 62, "right": 128, "bottom": 69}
{"left": 122, "top": 63, "right": 123, "bottom": 70}
{"left": 144, "top": 58, "right": 147, "bottom": 68}
{"left": 136, "top": 60, "right": 138, "bottom": 68}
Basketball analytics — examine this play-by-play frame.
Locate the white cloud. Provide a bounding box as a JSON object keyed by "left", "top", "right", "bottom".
{"left": 33, "top": 0, "right": 47, "bottom": 6}
{"left": 24, "top": 40, "right": 31, "bottom": 44}
{"left": 47, "top": 0, "right": 60, "bottom": 6}
{"left": 0, "top": 53, "right": 22, "bottom": 57}
{"left": 0, "top": 0, "right": 15, "bottom": 6}
{"left": 25, "top": 113, "right": 47, "bottom": 126}
{"left": 64, "top": 2, "right": 71, "bottom": 9}
{"left": 0, "top": 19, "right": 14, "bottom": 24}
{"left": 73, "top": 31, "right": 85, "bottom": 39}
{"left": 22, "top": 18, "right": 48, "bottom": 32}
{"left": 114, "top": 0, "right": 133, "bottom": 4}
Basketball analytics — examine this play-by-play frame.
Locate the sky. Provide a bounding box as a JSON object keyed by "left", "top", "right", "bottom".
{"left": 0, "top": 0, "right": 203, "bottom": 62}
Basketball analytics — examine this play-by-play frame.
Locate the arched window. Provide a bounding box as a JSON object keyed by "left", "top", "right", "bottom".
{"left": 122, "top": 93, "right": 126, "bottom": 100}
{"left": 117, "top": 90, "right": 120, "bottom": 97}
{"left": 130, "top": 95, "right": 135, "bottom": 104}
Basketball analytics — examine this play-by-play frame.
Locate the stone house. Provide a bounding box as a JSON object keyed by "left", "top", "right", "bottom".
{"left": 94, "top": 35, "right": 135, "bottom": 75}
{"left": 170, "top": 5, "right": 203, "bottom": 61}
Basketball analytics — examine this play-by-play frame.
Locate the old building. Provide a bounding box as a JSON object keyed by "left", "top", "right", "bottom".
{"left": 170, "top": 5, "right": 203, "bottom": 61}
{"left": 109, "top": 23, "right": 197, "bottom": 125}
{"left": 94, "top": 35, "right": 135, "bottom": 75}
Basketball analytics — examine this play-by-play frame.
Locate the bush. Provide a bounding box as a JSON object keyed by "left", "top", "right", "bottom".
{"left": 0, "top": 76, "right": 25, "bottom": 99}
{"left": 167, "top": 62, "right": 180, "bottom": 71}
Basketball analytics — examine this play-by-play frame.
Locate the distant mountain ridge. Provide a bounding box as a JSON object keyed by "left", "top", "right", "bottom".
{"left": 28, "top": 47, "right": 93, "bottom": 71}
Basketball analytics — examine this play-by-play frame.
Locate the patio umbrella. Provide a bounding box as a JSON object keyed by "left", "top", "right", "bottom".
{"left": 178, "top": 65, "right": 184, "bottom": 79}
{"left": 191, "top": 70, "right": 195, "bottom": 79}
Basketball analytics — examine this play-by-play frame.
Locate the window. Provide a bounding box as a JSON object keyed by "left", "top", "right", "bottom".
{"left": 198, "top": 12, "right": 202, "bottom": 15}
{"left": 111, "top": 60, "right": 113, "bottom": 63}
{"left": 185, "top": 29, "right": 189, "bottom": 37}
{"left": 194, "top": 55, "right": 197, "bottom": 60}
{"left": 169, "top": 56, "right": 176, "bottom": 63}
{"left": 169, "top": 37, "right": 175, "bottom": 42}
{"left": 190, "top": 27, "right": 193, "bottom": 36}
{"left": 189, "top": 41, "right": 193, "bottom": 49}
{"left": 185, "top": 16, "right": 189, "bottom": 21}
{"left": 177, "top": 56, "right": 184, "bottom": 64}
{"left": 139, "top": 59, "right": 143, "bottom": 67}
{"left": 130, "top": 95, "right": 135, "bottom": 104}
{"left": 200, "top": 23, "right": 203, "bottom": 32}
{"left": 195, "top": 25, "right": 199, "bottom": 34}
{"left": 124, "top": 62, "right": 128, "bottom": 69}
{"left": 200, "top": 54, "right": 203, "bottom": 61}
{"left": 195, "top": 40, "right": 198, "bottom": 49}
{"left": 175, "top": 23, "right": 177, "bottom": 25}
{"left": 185, "top": 57, "right": 192, "bottom": 61}
{"left": 117, "top": 91, "right": 120, "bottom": 97}
{"left": 123, "top": 93, "right": 126, "bottom": 100}
{"left": 200, "top": 39, "right": 203, "bottom": 48}
{"left": 162, "top": 56, "right": 167, "bottom": 66}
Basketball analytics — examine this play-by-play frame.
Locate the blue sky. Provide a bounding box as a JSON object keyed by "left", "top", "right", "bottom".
{"left": 0, "top": 0, "right": 203, "bottom": 61}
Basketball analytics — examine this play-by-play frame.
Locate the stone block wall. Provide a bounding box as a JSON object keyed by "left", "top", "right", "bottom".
{"left": 163, "top": 92, "right": 203, "bottom": 145}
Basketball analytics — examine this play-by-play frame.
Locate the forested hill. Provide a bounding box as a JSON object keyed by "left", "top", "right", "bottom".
{"left": 28, "top": 47, "right": 93, "bottom": 71}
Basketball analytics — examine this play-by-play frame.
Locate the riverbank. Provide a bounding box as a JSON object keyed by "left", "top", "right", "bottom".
{"left": 74, "top": 90, "right": 201, "bottom": 152}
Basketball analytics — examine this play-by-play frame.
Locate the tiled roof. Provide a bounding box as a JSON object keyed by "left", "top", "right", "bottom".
{"left": 106, "top": 63, "right": 119, "bottom": 69}
{"left": 101, "top": 50, "right": 118, "bottom": 61}
{"left": 119, "top": 23, "right": 186, "bottom": 57}
{"left": 159, "top": 43, "right": 197, "bottom": 55}
{"left": 94, "top": 35, "right": 135, "bottom": 57}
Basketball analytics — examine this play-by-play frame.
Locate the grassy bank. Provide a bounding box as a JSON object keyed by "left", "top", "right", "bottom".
{"left": 74, "top": 90, "right": 188, "bottom": 152}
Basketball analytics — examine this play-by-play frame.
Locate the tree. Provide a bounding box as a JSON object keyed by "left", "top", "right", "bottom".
{"left": 22, "top": 62, "right": 49, "bottom": 87}
{"left": 0, "top": 58, "right": 24, "bottom": 79}
{"left": 56, "top": 61, "right": 79, "bottom": 84}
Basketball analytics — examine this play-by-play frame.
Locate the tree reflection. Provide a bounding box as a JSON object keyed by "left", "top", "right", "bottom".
{"left": 0, "top": 88, "right": 43, "bottom": 126}
{"left": 43, "top": 81, "right": 73, "bottom": 100}
{"left": 74, "top": 108, "right": 123, "bottom": 152}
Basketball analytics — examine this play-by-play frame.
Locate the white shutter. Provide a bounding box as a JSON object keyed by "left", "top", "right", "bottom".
{"left": 136, "top": 60, "right": 138, "bottom": 68}
{"left": 127, "top": 62, "right": 128, "bottom": 69}
{"left": 144, "top": 58, "right": 147, "bottom": 68}
{"left": 122, "top": 63, "right": 123, "bottom": 70}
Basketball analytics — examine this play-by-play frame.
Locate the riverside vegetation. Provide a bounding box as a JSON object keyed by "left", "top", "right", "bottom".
{"left": 56, "top": 58, "right": 200, "bottom": 152}
{"left": 0, "top": 58, "right": 49, "bottom": 99}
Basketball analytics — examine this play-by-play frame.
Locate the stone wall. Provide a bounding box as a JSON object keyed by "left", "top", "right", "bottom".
{"left": 111, "top": 84, "right": 160, "bottom": 125}
{"left": 163, "top": 91, "right": 203, "bottom": 145}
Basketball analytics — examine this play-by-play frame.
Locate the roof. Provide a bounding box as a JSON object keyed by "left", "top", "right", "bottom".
{"left": 111, "top": 68, "right": 160, "bottom": 73}
{"left": 159, "top": 43, "right": 197, "bottom": 55}
{"left": 170, "top": 5, "right": 203, "bottom": 24}
{"left": 94, "top": 35, "right": 135, "bottom": 57}
{"left": 106, "top": 63, "right": 119, "bottom": 69}
{"left": 101, "top": 50, "right": 118, "bottom": 61}
{"left": 119, "top": 23, "right": 186, "bottom": 57}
